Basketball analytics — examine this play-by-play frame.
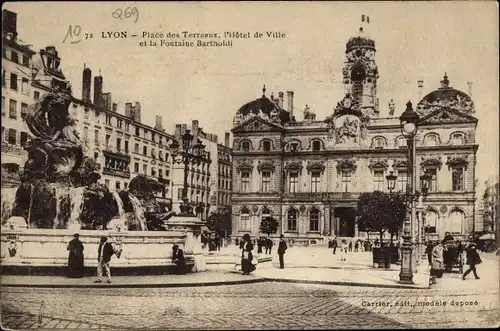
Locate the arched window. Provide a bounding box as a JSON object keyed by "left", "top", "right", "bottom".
{"left": 424, "top": 133, "right": 439, "bottom": 146}
{"left": 397, "top": 136, "right": 407, "bottom": 148}
{"left": 312, "top": 140, "right": 321, "bottom": 151}
{"left": 287, "top": 209, "right": 298, "bottom": 231}
{"left": 373, "top": 137, "right": 386, "bottom": 149}
{"left": 241, "top": 141, "right": 251, "bottom": 152}
{"left": 240, "top": 208, "right": 250, "bottom": 231}
{"left": 448, "top": 210, "right": 464, "bottom": 234}
{"left": 261, "top": 208, "right": 271, "bottom": 223}
{"left": 425, "top": 210, "right": 438, "bottom": 234}
{"left": 262, "top": 140, "right": 271, "bottom": 152}
{"left": 309, "top": 208, "right": 320, "bottom": 232}
{"left": 451, "top": 133, "right": 465, "bottom": 145}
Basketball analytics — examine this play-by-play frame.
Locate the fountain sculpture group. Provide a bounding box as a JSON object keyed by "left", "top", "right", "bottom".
{"left": 1, "top": 88, "right": 205, "bottom": 274}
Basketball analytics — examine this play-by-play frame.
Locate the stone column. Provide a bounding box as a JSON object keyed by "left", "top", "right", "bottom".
{"left": 324, "top": 206, "right": 330, "bottom": 235}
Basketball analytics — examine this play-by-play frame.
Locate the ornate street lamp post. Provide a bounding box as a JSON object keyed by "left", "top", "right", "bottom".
{"left": 398, "top": 101, "right": 420, "bottom": 284}
{"left": 386, "top": 170, "right": 397, "bottom": 193}
{"left": 170, "top": 130, "right": 207, "bottom": 217}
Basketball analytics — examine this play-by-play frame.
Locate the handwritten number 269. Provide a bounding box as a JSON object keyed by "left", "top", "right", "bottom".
{"left": 112, "top": 7, "right": 139, "bottom": 23}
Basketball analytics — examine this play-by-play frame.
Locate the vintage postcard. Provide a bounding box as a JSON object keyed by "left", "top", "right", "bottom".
{"left": 1, "top": 1, "right": 499, "bottom": 330}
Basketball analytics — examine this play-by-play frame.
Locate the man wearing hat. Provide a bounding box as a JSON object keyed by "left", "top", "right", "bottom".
{"left": 463, "top": 243, "right": 482, "bottom": 280}
{"left": 95, "top": 236, "right": 115, "bottom": 283}
{"left": 277, "top": 234, "right": 287, "bottom": 269}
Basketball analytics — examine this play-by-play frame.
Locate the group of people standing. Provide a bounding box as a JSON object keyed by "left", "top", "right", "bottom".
{"left": 66, "top": 234, "right": 115, "bottom": 283}
{"left": 426, "top": 232, "right": 482, "bottom": 284}
{"left": 239, "top": 234, "right": 288, "bottom": 274}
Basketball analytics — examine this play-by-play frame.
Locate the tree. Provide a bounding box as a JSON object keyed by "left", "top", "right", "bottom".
{"left": 206, "top": 209, "right": 232, "bottom": 237}
{"left": 356, "top": 191, "right": 407, "bottom": 246}
{"left": 260, "top": 216, "right": 279, "bottom": 237}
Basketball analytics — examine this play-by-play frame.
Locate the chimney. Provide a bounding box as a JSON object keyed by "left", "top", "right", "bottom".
{"left": 225, "top": 132, "right": 230, "bottom": 147}
{"left": 93, "top": 74, "right": 103, "bottom": 106}
{"left": 155, "top": 115, "right": 164, "bottom": 131}
{"left": 125, "top": 102, "right": 132, "bottom": 118}
{"left": 112, "top": 102, "right": 117, "bottom": 112}
{"left": 287, "top": 91, "right": 294, "bottom": 119}
{"left": 174, "top": 124, "right": 182, "bottom": 140}
{"left": 133, "top": 102, "right": 141, "bottom": 122}
{"left": 103, "top": 92, "right": 112, "bottom": 111}
{"left": 278, "top": 92, "right": 284, "bottom": 109}
{"left": 82, "top": 64, "right": 92, "bottom": 102}
{"left": 467, "top": 81, "right": 473, "bottom": 97}
{"left": 192, "top": 120, "right": 199, "bottom": 145}
{"left": 417, "top": 80, "right": 424, "bottom": 101}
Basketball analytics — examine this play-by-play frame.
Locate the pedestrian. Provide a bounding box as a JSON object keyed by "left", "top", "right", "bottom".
{"left": 348, "top": 241, "right": 353, "bottom": 252}
{"left": 257, "top": 238, "right": 263, "bottom": 254}
{"left": 341, "top": 240, "right": 348, "bottom": 261}
{"left": 94, "top": 236, "right": 115, "bottom": 283}
{"left": 277, "top": 234, "right": 287, "bottom": 269}
{"left": 172, "top": 244, "right": 186, "bottom": 274}
{"left": 241, "top": 234, "right": 255, "bottom": 275}
{"left": 430, "top": 240, "right": 445, "bottom": 283}
{"left": 67, "top": 233, "right": 84, "bottom": 278}
{"left": 354, "top": 240, "right": 359, "bottom": 252}
{"left": 364, "top": 240, "right": 369, "bottom": 252}
{"left": 462, "top": 243, "right": 481, "bottom": 280}
{"left": 332, "top": 237, "right": 338, "bottom": 255}
{"left": 266, "top": 238, "right": 273, "bottom": 255}
{"left": 215, "top": 235, "right": 221, "bottom": 251}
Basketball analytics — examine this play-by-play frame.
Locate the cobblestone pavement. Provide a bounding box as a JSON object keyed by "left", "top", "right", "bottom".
{"left": 2, "top": 282, "right": 498, "bottom": 330}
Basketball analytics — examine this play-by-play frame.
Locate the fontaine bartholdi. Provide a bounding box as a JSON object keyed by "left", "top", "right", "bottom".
{"left": 1, "top": 82, "right": 205, "bottom": 274}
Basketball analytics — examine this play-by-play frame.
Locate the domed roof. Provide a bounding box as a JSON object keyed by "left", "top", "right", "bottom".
{"left": 233, "top": 87, "right": 291, "bottom": 126}
{"left": 416, "top": 74, "right": 475, "bottom": 116}
{"left": 346, "top": 27, "right": 375, "bottom": 53}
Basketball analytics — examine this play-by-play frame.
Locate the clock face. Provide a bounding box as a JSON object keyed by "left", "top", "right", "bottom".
{"left": 351, "top": 66, "right": 366, "bottom": 82}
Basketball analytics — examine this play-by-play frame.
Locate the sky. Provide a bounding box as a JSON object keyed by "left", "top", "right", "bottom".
{"left": 5, "top": 1, "right": 499, "bottom": 193}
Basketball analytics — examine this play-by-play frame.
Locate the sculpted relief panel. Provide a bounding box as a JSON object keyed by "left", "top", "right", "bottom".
{"left": 334, "top": 115, "right": 360, "bottom": 145}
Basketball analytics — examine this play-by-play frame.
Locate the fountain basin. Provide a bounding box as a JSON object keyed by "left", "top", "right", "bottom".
{"left": 0, "top": 228, "right": 195, "bottom": 275}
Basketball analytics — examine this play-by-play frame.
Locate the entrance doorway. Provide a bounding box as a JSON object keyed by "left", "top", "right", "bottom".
{"left": 334, "top": 207, "right": 356, "bottom": 237}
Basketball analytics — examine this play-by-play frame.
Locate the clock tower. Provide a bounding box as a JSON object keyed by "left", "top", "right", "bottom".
{"left": 342, "top": 27, "right": 379, "bottom": 117}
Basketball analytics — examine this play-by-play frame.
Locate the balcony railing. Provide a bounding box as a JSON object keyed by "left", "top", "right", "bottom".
{"left": 1, "top": 142, "right": 24, "bottom": 155}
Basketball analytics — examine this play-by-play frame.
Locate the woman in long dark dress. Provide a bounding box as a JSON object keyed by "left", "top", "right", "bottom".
{"left": 67, "top": 234, "right": 84, "bottom": 278}
{"left": 172, "top": 244, "right": 186, "bottom": 274}
{"left": 241, "top": 234, "right": 255, "bottom": 275}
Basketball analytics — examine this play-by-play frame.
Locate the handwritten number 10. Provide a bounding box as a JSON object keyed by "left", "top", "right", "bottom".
{"left": 112, "top": 7, "right": 139, "bottom": 23}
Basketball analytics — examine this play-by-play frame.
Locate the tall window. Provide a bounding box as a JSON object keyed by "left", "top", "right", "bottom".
{"left": 425, "top": 134, "right": 438, "bottom": 146}
{"left": 116, "top": 138, "right": 122, "bottom": 151}
{"left": 290, "top": 142, "right": 299, "bottom": 152}
{"left": 8, "top": 129, "right": 16, "bottom": 144}
{"left": 451, "top": 167, "right": 464, "bottom": 191}
{"left": 135, "top": 126, "right": 140, "bottom": 136}
{"left": 448, "top": 210, "right": 464, "bottom": 234}
{"left": 9, "top": 99, "right": 17, "bottom": 119}
{"left": 311, "top": 172, "right": 321, "bottom": 192}
{"left": 151, "top": 167, "right": 156, "bottom": 177}
{"left": 261, "top": 171, "right": 271, "bottom": 192}
{"left": 21, "top": 78, "right": 29, "bottom": 95}
{"left": 124, "top": 141, "right": 129, "bottom": 153}
{"left": 143, "top": 146, "right": 147, "bottom": 155}
{"left": 241, "top": 141, "right": 250, "bottom": 152}
{"left": 134, "top": 162, "right": 139, "bottom": 172}
{"left": 425, "top": 210, "right": 438, "bottom": 234}
{"left": 105, "top": 134, "right": 110, "bottom": 148}
{"left": 34, "top": 91, "right": 40, "bottom": 100}
{"left": 134, "top": 143, "right": 139, "bottom": 153}
{"left": 374, "top": 137, "right": 385, "bottom": 149}
{"left": 10, "top": 50, "right": 19, "bottom": 63}
{"left": 94, "top": 130, "right": 99, "bottom": 144}
{"left": 241, "top": 171, "right": 250, "bottom": 192}
{"left": 159, "top": 151, "right": 163, "bottom": 161}
{"left": 22, "top": 55, "right": 30, "bottom": 66}
{"left": 397, "top": 170, "right": 408, "bottom": 192}
{"left": 117, "top": 119, "right": 123, "bottom": 129}
{"left": 159, "top": 168, "right": 163, "bottom": 178}
{"left": 83, "top": 127, "right": 89, "bottom": 141}
{"left": 262, "top": 140, "right": 271, "bottom": 151}
{"left": 373, "top": 170, "right": 384, "bottom": 191}
{"left": 312, "top": 141, "right": 321, "bottom": 151}
{"left": 240, "top": 208, "right": 251, "bottom": 231}
{"left": 20, "top": 131, "right": 28, "bottom": 146}
{"left": 289, "top": 172, "right": 299, "bottom": 193}
{"left": 143, "top": 164, "right": 147, "bottom": 174}
{"left": 20, "top": 103, "right": 28, "bottom": 120}
{"left": 116, "top": 182, "right": 121, "bottom": 191}
{"left": 287, "top": 209, "right": 297, "bottom": 231}
{"left": 451, "top": 133, "right": 464, "bottom": 145}
{"left": 397, "top": 137, "right": 407, "bottom": 148}
{"left": 341, "top": 170, "right": 352, "bottom": 192}
{"left": 10, "top": 73, "right": 17, "bottom": 90}
{"left": 309, "top": 208, "right": 319, "bottom": 232}
{"left": 261, "top": 208, "right": 271, "bottom": 225}
{"left": 105, "top": 115, "right": 112, "bottom": 125}
{"left": 427, "top": 168, "right": 438, "bottom": 192}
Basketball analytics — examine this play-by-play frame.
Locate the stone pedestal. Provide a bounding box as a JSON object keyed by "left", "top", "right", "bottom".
{"left": 166, "top": 215, "right": 207, "bottom": 272}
